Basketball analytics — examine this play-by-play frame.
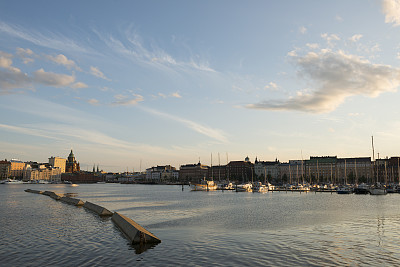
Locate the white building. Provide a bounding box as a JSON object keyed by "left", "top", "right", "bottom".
{"left": 146, "top": 165, "right": 178, "bottom": 181}
{"left": 23, "top": 163, "right": 61, "bottom": 182}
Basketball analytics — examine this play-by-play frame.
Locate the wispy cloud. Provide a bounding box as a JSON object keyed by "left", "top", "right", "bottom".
{"left": 140, "top": 106, "right": 228, "bottom": 143}
{"left": 171, "top": 92, "right": 182, "bottom": 98}
{"left": 382, "top": 0, "right": 400, "bottom": 26}
{"left": 247, "top": 49, "right": 400, "bottom": 113}
{"left": 112, "top": 93, "right": 144, "bottom": 106}
{"left": 0, "top": 21, "right": 88, "bottom": 53}
{"left": 349, "top": 34, "right": 363, "bottom": 42}
{"left": 93, "top": 27, "right": 216, "bottom": 75}
{"left": 90, "top": 66, "right": 111, "bottom": 81}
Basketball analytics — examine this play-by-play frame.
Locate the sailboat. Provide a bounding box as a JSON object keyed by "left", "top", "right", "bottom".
{"left": 337, "top": 159, "right": 353, "bottom": 194}
{"left": 370, "top": 136, "right": 387, "bottom": 195}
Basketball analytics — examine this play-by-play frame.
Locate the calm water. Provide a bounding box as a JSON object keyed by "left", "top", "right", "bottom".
{"left": 1, "top": 184, "right": 400, "bottom": 266}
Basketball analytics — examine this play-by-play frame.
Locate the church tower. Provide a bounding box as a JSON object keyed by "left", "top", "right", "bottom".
{"left": 65, "top": 149, "right": 80, "bottom": 173}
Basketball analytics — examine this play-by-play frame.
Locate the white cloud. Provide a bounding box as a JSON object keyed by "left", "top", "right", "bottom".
{"left": 16, "top": 48, "right": 34, "bottom": 64}
{"left": 264, "top": 82, "right": 278, "bottom": 90}
{"left": 321, "top": 33, "right": 340, "bottom": 46}
{"left": 90, "top": 66, "right": 110, "bottom": 81}
{"left": 140, "top": 106, "right": 228, "bottom": 143}
{"left": 306, "top": 43, "right": 319, "bottom": 49}
{"left": 349, "top": 34, "right": 363, "bottom": 42}
{"left": 87, "top": 98, "right": 99, "bottom": 105}
{"left": 32, "top": 68, "right": 75, "bottom": 87}
{"left": 382, "top": 0, "right": 400, "bottom": 26}
{"left": 46, "top": 54, "right": 81, "bottom": 70}
{"left": 71, "top": 82, "right": 88, "bottom": 89}
{"left": 158, "top": 92, "right": 167, "bottom": 98}
{"left": 171, "top": 92, "right": 182, "bottom": 98}
{"left": 299, "top": 26, "right": 307, "bottom": 34}
{"left": 112, "top": 93, "right": 144, "bottom": 106}
{"left": 247, "top": 49, "right": 400, "bottom": 113}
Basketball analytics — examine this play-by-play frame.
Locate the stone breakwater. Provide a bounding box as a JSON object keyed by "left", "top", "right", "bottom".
{"left": 24, "top": 189, "right": 161, "bottom": 245}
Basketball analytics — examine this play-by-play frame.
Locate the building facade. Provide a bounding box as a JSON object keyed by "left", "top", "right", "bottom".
{"left": 179, "top": 162, "right": 209, "bottom": 183}
{"left": 146, "top": 165, "right": 178, "bottom": 182}
{"left": 0, "top": 160, "right": 11, "bottom": 179}
{"left": 49, "top": 157, "right": 66, "bottom": 173}
{"left": 10, "top": 160, "right": 25, "bottom": 179}
{"left": 23, "top": 164, "right": 61, "bottom": 182}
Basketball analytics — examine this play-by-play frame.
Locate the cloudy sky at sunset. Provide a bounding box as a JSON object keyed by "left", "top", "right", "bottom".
{"left": 1, "top": 0, "right": 400, "bottom": 171}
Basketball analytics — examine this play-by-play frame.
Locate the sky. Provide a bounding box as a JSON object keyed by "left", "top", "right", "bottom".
{"left": 1, "top": 0, "right": 400, "bottom": 172}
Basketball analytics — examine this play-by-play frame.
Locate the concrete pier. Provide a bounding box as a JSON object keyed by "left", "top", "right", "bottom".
{"left": 60, "top": 196, "right": 85, "bottom": 206}
{"left": 111, "top": 212, "right": 161, "bottom": 244}
{"left": 83, "top": 201, "right": 113, "bottom": 216}
{"left": 49, "top": 192, "right": 63, "bottom": 200}
{"left": 24, "top": 189, "right": 43, "bottom": 194}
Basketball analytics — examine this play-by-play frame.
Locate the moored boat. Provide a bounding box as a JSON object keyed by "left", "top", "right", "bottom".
{"left": 369, "top": 183, "right": 387, "bottom": 195}
{"left": 190, "top": 180, "right": 217, "bottom": 191}
{"left": 252, "top": 182, "right": 268, "bottom": 193}
{"left": 354, "top": 183, "right": 370, "bottom": 194}
{"left": 337, "top": 186, "right": 353, "bottom": 194}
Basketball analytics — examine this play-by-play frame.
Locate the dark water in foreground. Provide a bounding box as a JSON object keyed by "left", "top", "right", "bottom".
{"left": 1, "top": 184, "right": 400, "bottom": 266}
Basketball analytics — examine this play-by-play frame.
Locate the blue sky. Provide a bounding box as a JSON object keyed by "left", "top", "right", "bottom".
{"left": 1, "top": 0, "right": 400, "bottom": 172}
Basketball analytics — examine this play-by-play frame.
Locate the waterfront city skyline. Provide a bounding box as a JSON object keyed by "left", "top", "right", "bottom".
{"left": 2, "top": 1, "right": 400, "bottom": 172}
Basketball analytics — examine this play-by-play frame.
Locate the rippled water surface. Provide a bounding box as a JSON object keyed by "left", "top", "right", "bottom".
{"left": 1, "top": 184, "right": 400, "bottom": 266}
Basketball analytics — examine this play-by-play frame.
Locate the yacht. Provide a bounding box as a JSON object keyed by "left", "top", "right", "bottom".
{"left": 337, "top": 185, "right": 353, "bottom": 194}
{"left": 354, "top": 183, "right": 370, "bottom": 194}
{"left": 190, "top": 180, "right": 217, "bottom": 191}
{"left": 252, "top": 182, "right": 268, "bottom": 193}
{"left": 369, "top": 183, "right": 387, "bottom": 195}
{"left": 1, "top": 179, "right": 23, "bottom": 184}
{"left": 236, "top": 183, "right": 253, "bottom": 192}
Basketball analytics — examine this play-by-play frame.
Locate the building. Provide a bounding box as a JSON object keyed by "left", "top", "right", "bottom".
{"left": 65, "top": 149, "right": 80, "bottom": 173}
{"left": 254, "top": 158, "right": 280, "bottom": 182}
{"left": 61, "top": 172, "right": 99, "bottom": 183}
{"left": 146, "top": 165, "right": 178, "bottom": 182}
{"left": 208, "top": 165, "right": 227, "bottom": 181}
{"left": 179, "top": 162, "right": 209, "bottom": 183}
{"left": 226, "top": 158, "right": 254, "bottom": 183}
{"left": 49, "top": 157, "right": 66, "bottom": 173}
{"left": 0, "top": 160, "right": 11, "bottom": 179}
{"left": 305, "top": 156, "right": 337, "bottom": 184}
{"left": 337, "top": 157, "right": 372, "bottom": 184}
{"left": 23, "top": 163, "right": 61, "bottom": 182}
{"left": 10, "top": 160, "right": 25, "bottom": 179}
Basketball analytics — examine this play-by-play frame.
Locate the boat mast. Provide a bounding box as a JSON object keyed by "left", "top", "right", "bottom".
{"left": 372, "top": 136, "right": 375, "bottom": 184}
{"left": 211, "top": 153, "right": 213, "bottom": 181}
{"left": 218, "top": 152, "right": 221, "bottom": 182}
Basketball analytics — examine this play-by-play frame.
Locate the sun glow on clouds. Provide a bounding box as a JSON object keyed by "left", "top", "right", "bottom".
{"left": 382, "top": 0, "right": 400, "bottom": 26}
{"left": 247, "top": 49, "right": 400, "bottom": 113}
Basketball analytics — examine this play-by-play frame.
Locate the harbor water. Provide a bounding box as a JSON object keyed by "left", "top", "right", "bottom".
{"left": 1, "top": 184, "right": 400, "bottom": 266}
